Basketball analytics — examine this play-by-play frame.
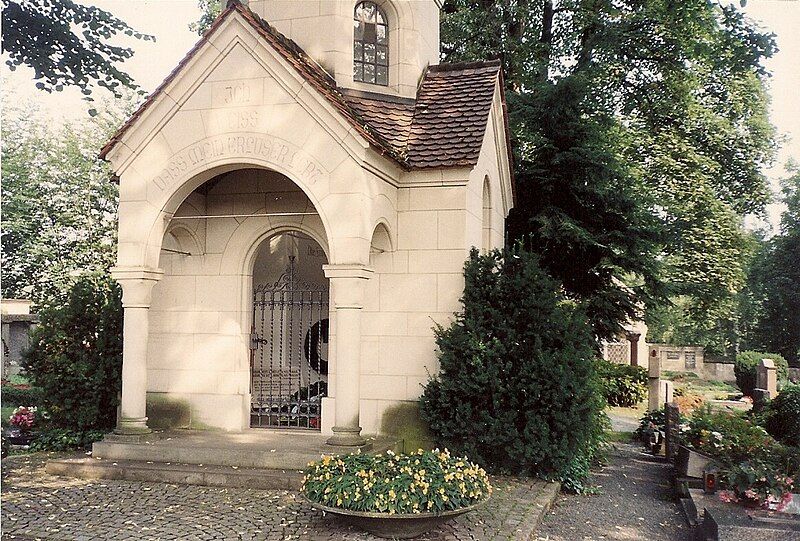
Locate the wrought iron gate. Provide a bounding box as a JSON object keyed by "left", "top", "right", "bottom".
{"left": 250, "top": 257, "right": 329, "bottom": 429}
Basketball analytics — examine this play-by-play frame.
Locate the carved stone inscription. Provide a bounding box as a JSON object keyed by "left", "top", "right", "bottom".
{"left": 152, "top": 135, "right": 326, "bottom": 192}
{"left": 211, "top": 80, "right": 263, "bottom": 108}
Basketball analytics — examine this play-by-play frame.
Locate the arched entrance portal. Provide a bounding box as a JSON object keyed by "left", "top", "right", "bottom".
{"left": 250, "top": 231, "right": 329, "bottom": 429}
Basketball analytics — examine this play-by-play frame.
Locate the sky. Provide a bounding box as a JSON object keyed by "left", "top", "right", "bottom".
{"left": 2, "top": 0, "right": 798, "bottom": 231}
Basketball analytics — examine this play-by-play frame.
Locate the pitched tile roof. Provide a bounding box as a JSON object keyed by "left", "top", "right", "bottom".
{"left": 408, "top": 61, "right": 502, "bottom": 168}
{"left": 101, "top": 1, "right": 509, "bottom": 175}
{"left": 340, "top": 90, "right": 415, "bottom": 157}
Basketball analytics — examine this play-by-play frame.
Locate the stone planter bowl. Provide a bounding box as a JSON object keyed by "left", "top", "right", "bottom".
{"left": 305, "top": 496, "right": 488, "bottom": 538}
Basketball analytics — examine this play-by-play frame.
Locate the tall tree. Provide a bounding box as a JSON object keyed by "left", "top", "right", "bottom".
{"left": 1, "top": 100, "right": 130, "bottom": 307}
{"left": 748, "top": 164, "right": 800, "bottom": 364}
{"left": 1, "top": 0, "right": 153, "bottom": 101}
{"left": 440, "top": 0, "right": 776, "bottom": 340}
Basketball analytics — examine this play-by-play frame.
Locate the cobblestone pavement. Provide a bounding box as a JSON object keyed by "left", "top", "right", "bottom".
{"left": 536, "top": 443, "right": 690, "bottom": 541}
{"left": 2, "top": 453, "right": 554, "bottom": 541}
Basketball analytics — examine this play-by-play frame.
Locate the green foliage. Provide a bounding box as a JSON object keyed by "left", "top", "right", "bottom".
{"left": 420, "top": 247, "right": 605, "bottom": 488}
{"left": 743, "top": 166, "right": 800, "bottom": 365}
{"left": 0, "top": 385, "right": 44, "bottom": 408}
{"left": 765, "top": 384, "right": 800, "bottom": 447}
{"left": 22, "top": 274, "right": 123, "bottom": 432}
{"left": 596, "top": 360, "right": 648, "bottom": 407}
{"left": 734, "top": 351, "right": 789, "bottom": 397}
{"left": 1, "top": 0, "right": 152, "bottom": 99}
{"left": 682, "top": 407, "right": 787, "bottom": 467}
{"left": 441, "top": 0, "right": 777, "bottom": 343}
{"left": 506, "top": 78, "right": 663, "bottom": 339}
{"left": 683, "top": 407, "right": 800, "bottom": 504}
{"left": 302, "top": 449, "right": 491, "bottom": 514}
{"left": 29, "top": 428, "right": 105, "bottom": 452}
{"left": 191, "top": 0, "right": 223, "bottom": 35}
{"left": 1, "top": 103, "right": 126, "bottom": 307}
{"left": 723, "top": 459, "right": 796, "bottom": 506}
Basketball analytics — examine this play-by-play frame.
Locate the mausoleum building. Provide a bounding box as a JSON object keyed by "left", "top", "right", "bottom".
{"left": 104, "top": 0, "right": 513, "bottom": 447}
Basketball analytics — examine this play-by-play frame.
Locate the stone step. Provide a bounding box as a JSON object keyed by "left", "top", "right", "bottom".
{"left": 91, "top": 439, "right": 324, "bottom": 470}
{"left": 90, "top": 430, "right": 401, "bottom": 471}
{"left": 46, "top": 457, "right": 304, "bottom": 490}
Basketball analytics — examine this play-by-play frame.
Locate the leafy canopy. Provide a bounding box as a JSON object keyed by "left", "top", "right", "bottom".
{"left": 439, "top": 0, "right": 776, "bottom": 342}
{"left": 1, "top": 0, "right": 153, "bottom": 101}
{"left": 1, "top": 100, "right": 130, "bottom": 307}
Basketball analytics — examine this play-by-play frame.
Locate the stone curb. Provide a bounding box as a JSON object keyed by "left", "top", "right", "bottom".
{"left": 525, "top": 481, "right": 561, "bottom": 541}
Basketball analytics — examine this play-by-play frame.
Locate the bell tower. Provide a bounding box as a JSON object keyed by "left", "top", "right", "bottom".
{"left": 247, "top": 0, "right": 441, "bottom": 98}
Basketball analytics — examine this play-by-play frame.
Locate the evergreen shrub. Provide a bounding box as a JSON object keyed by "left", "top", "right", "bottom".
{"left": 420, "top": 248, "right": 605, "bottom": 491}
{"left": 596, "top": 360, "right": 648, "bottom": 407}
{"left": 22, "top": 274, "right": 123, "bottom": 432}
{"left": 765, "top": 383, "right": 800, "bottom": 447}
{"left": 734, "top": 351, "right": 789, "bottom": 397}
{"left": 0, "top": 385, "right": 44, "bottom": 408}
{"left": 29, "top": 428, "right": 106, "bottom": 452}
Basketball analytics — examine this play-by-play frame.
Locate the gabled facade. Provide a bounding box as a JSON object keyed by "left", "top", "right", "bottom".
{"left": 105, "top": 0, "right": 513, "bottom": 447}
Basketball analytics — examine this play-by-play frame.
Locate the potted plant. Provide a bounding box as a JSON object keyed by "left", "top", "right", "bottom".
{"left": 5, "top": 406, "right": 37, "bottom": 446}
{"left": 301, "top": 448, "right": 491, "bottom": 539}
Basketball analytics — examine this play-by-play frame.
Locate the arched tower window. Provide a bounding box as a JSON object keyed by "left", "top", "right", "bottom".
{"left": 354, "top": 1, "right": 389, "bottom": 85}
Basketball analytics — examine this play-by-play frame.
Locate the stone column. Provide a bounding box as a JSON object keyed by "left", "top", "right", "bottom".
{"left": 111, "top": 266, "right": 163, "bottom": 435}
{"left": 626, "top": 332, "right": 641, "bottom": 366}
{"left": 323, "top": 264, "right": 374, "bottom": 447}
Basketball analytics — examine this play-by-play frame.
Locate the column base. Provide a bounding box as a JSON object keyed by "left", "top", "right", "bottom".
{"left": 114, "top": 416, "right": 152, "bottom": 436}
{"left": 326, "top": 426, "right": 366, "bottom": 447}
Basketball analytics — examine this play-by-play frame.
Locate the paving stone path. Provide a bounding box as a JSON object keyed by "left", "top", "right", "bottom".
{"left": 2, "top": 453, "right": 556, "bottom": 541}
{"left": 536, "top": 443, "right": 689, "bottom": 541}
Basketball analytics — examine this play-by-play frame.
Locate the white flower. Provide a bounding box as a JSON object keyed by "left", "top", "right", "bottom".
{"left": 712, "top": 431, "right": 723, "bottom": 440}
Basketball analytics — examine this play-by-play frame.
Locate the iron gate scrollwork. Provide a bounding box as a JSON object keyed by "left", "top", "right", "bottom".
{"left": 250, "top": 257, "right": 329, "bottom": 429}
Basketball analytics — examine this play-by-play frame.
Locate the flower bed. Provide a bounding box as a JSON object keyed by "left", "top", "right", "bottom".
{"left": 679, "top": 406, "right": 799, "bottom": 511}
{"left": 302, "top": 449, "right": 491, "bottom": 515}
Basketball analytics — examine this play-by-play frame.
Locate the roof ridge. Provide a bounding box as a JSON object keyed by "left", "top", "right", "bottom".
{"left": 427, "top": 59, "right": 502, "bottom": 73}
{"left": 233, "top": 2, "right": 337, "bottom": 88}
{"left": 339, "top": 88, "right": 417, "bottom": 106}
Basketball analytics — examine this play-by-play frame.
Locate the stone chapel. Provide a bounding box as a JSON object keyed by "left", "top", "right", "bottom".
{"left": 103, "top": 0, "right": 514, "bottom": 448}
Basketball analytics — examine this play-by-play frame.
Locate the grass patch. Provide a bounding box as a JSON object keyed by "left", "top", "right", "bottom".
{"left": 607, "top": 403, "right": 648, "bottom": 419}
{"left": 606, "top": 431, "right": 634, "bottom": 443}
{"left": 663, "top": 371, "right": 739, "bottom": 401}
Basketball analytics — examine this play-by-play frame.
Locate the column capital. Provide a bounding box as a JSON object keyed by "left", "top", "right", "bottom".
{"left": 322, "top": 264, "right": 374, "bottom": 280}
{"left": 323, "top": 264, "right": 374, "bottom": 309}
{"left": 111, "top": 266, "right": 164, "bottom": 308}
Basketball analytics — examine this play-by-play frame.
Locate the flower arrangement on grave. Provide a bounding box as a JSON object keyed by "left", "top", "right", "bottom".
{"left": 718, "top": 460, "right": 796, "bottom": 511}
{"left": 8, "top": 406, "right": 37, "bottom": 431}
{"left": 301, "top": 448, "right": 491, "bottom": 515}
